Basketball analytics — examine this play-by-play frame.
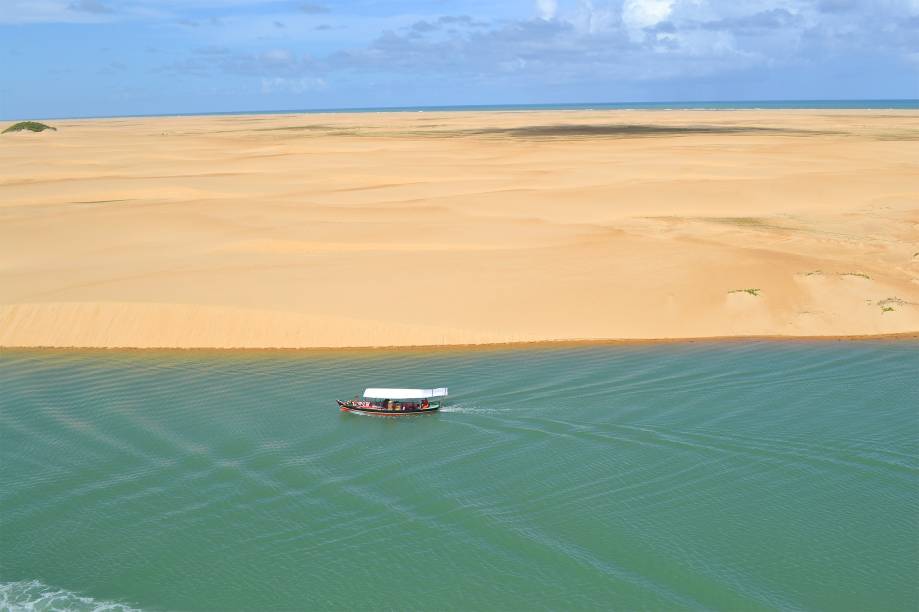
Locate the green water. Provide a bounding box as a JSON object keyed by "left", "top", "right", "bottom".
{"left": 1, "top": 342, "right": 917, "bottom": 611}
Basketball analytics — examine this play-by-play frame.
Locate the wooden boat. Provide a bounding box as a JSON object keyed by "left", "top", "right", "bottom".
{"left": 338, "top": 387, "right": 447, "bottom": 416}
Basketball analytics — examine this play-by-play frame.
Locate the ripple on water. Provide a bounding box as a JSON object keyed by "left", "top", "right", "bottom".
{"left": 1, "top": 342, "right": 917, "bottom": 610}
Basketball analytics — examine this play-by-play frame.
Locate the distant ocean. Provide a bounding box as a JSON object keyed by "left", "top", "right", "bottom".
{"left": 58, "top": 99, "right": 919, "bottom": 121}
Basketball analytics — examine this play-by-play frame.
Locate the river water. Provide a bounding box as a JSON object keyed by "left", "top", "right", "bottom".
{"left": 1, "top": 341, "right": 917, "bottom": 610}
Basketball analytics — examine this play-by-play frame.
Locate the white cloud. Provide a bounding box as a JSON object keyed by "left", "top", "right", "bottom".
{"left": 5, "top": 0, "right": 916, "bottom": 100}
{"left": 622, "top": 0, "right": 674, "bottom": 31}
{"left": 260, "top": 76, "right": 326, "bottom": 94}
{"left": 536, "top": 0, "right": 557, "bottom": 20}
{"left": 261, "top": 49, "right": 293, "bottom": 63}
{"left": 1, "top": 0, "right": 111, "bottom": 23}
{"left": 573, "top": 0, "right": 615, "bottom": 34}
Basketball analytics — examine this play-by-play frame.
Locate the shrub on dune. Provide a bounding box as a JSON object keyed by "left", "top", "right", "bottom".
{"left": 2, "top": 121, "right": 57, "bottom": 134}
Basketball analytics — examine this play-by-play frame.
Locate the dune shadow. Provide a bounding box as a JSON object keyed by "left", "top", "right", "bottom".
{"left": 467, "top": 124, "right": 815, "bottom": 138}
{"left": 209, "top": 122, "right": 840, "bottom": 139}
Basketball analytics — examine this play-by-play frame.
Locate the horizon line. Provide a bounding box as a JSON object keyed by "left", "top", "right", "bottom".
{"left": 4, "top": 98, "right": 918, "bottom": 122}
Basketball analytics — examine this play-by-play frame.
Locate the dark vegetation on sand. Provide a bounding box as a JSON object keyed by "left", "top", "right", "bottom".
{"left": 3, "top": 121, "right": 57, "bottom": 134}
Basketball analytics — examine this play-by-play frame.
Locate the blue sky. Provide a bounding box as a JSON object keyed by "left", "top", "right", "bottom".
{"left": 2, "top": 0, "right": 917, "bottom": 118}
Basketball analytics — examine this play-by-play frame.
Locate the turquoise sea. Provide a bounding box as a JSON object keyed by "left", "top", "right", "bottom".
{"left": 51, "top": 99, "right": 919, "bottom": 121}
{"left": 1, "top": 341, "right": 917, "bottom": 610}
{"left": 257, "top": 99, "right": 919, "bottom": 114}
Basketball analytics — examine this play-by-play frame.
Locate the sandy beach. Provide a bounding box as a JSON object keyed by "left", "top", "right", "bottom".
{"left": 1, "top": 109, "right": 917, "bottom": 348}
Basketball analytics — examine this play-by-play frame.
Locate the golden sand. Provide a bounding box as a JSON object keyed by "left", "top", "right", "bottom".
{"left": 1, "top": 110, "right": 917, "bottom": 348}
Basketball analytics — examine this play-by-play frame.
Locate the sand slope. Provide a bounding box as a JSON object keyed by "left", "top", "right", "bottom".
{"left": 1, "top": 110, "right": 917, "bottom": 348}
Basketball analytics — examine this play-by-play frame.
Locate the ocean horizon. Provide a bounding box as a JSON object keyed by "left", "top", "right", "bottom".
{"left": 16, "top": 98, "right": 919, "bottom": 122}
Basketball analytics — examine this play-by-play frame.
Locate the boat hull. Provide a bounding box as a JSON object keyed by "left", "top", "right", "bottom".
{"left": 337, "top": 400, "right": 440, "bottom": 416}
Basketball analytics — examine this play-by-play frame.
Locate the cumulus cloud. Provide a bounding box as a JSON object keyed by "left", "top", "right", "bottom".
{"left": 536, "top": 0, "right": 558, "bottom": 20}
{"left": 261, "top": 76, "right": 326, "bottom": 94}
{"left": 160, "top": 47, "right": 319, "bottom": 80}
{"left": 68, "top": 0, "right": 113, "bottom": 14}
{"left": 15, "top": 0, "right": 913, "bottom": 103}
{"left": 310, "top": 0, "right": 917, "bottom": 91}
{"left": 1, "top": 0, "right": 113, "bottom": 23}
{"left": 700, "top": 8, "right": 799, "bottom": 34}
{"left": 622, "top": 0, "right": 674, "bottom": 32}
{"left": 405, "top": 14, "right": 489, "bottom": 36}
{"left": 299, "top": 3, "right": 328, "bottom": 14}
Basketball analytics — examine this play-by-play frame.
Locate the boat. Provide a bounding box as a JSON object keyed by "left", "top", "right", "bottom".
{"left": 338, "top": 387, "right": 448, "bottom": 415}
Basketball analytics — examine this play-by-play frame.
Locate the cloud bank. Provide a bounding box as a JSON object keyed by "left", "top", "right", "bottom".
{"left": 1, "top": 0, "right": 916, "bottom": 117}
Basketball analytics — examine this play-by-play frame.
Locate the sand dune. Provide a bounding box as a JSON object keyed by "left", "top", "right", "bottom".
{"left": 1, "top": 110, "right": 917, "bottom": 348}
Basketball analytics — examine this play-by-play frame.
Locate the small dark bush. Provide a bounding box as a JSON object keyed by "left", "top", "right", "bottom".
{"left": 3, "top": 121, "right": 57, "bottom": 134}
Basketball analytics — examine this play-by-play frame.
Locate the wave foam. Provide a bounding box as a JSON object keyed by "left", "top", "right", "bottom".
{"left": 440, "top": 403, "right": 509, "bottom": 414}
{"left": 0, "top": 580, "right": 140, "bottom": 612}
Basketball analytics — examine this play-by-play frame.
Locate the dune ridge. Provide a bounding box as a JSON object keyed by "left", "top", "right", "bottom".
{"left": 2, "top": 109, "right": 917, "bottom": 348}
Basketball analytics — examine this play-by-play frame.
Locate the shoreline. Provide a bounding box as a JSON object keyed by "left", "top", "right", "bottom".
{"left": 4, "top": 332, "right": 918, "bottom": 355}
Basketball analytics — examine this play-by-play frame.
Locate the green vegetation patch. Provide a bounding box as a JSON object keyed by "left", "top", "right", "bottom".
{"left": 877, "top": 297, "right": 908, "bottom": 313}
{"left": 700, "top": 216, "right": 797, "bottom": 232}
{"left": 708, "top": 216, "right": 769, "bottom": 227}
{"left": 3, "top": 121, "right": 57, "bottom": 134}
{"left": 729, "top": 288, "right": 761, "bottom": 297}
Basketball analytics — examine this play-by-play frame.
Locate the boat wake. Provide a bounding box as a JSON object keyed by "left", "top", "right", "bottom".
{"left": 440, "top": 403, "right": 509, "bottom": 414}
{"left": 0, "top": 580, "right": 140, "bottom": 612}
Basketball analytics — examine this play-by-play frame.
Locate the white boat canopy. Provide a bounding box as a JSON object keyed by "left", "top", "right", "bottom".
{"left": 363, "top": 387, "right": 448, "bottom": 400}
